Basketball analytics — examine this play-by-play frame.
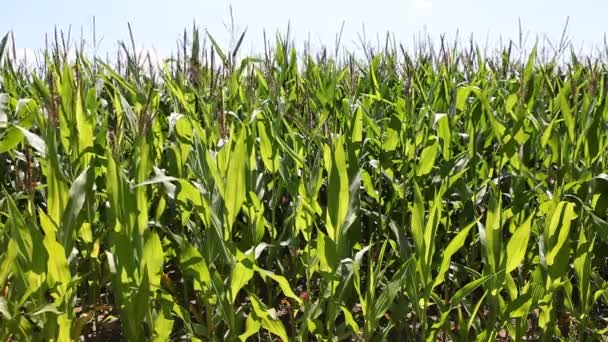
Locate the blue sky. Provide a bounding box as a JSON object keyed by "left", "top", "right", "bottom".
{"left": 1, "top": 0, "right": 606, "bottom": 59}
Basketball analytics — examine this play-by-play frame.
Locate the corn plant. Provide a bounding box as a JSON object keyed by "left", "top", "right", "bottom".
{"left": 0, "top": 26, "right": 607, "bottom": 341}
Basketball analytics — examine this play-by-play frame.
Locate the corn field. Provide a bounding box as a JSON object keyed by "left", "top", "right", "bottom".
{"left": 0, "top": 26, "right": 608, "bottom": 341}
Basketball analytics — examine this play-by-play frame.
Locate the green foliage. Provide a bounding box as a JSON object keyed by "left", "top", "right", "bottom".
{"left": 0, "top": 26, "right": 607, "bottom": 341}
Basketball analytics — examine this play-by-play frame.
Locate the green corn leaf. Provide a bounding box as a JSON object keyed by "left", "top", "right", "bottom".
{"left": 317, "top": 231, "right": 339, "bottom": 273}
{"left": 46, "top": 126, "right": 69, "bottom": 228}
{"left": 450, "top": 272, "right": 502, "bottom": 307}
{"left": 206, "top": 30, "right": 229, "bottom": 66}
{"left": 546, "top": 202, "right": 576, "bottom": 278}
{"left": 411, "top": 180, "right": 425, "bottom": 260}
{"left": 31, "top": 303, "right": 63, "bottom": 316}
{"left": 230, "top": 261, "right": 254, "bottom": 303}
{"left": 179, "top": 242, "right": 211, "bottom": 290}
{"left": 487, "top": 113, "right": 507, "bottom": 143}
{"left": 326, "top": 135, "right": 349, "bottom": 241}
{"left": 61, "top": 166, "right": 93, "bottom": 256}
{"left": 75, "top": 88, "right": 94, "bottom": 166}
{"left": 433, "top": 219, "right": 477, "bottom": 288}
{"left": 371, "top": 277, "right": 401, "bottom": 320}
{"left": 153, "top": 305, "right": 174, "bottom": 342}
{"left": 38, "top": 208, "right": 57, "bottom": 236}
{"left": 257, "top": 117, "right": 279, "bottom": 172}
{"left": 249, "top": 294, "right": 289, "bottom": 342}
{"left": 505, "top": 290, "right": 534, "bottom": 318}
{"left": 573, "top": 228, "right": 592, "bottom": 313}
{"left": 340, "top": 305, "right": 360, "bottom": 334}
{"left": 559, "top": 84, "right": 575, "bottom": 141}
{"left": 239, "top": 312, "right": 262, "bottom": 341}
{"left": 361, "top": 170, "right": 379, "bottom": 202}
{"left": 351, "top": 106, "right": 363, "bottom": 146}
{"left": 383, "top": 127, "right": 399, "bottom": 152}
{"left": 416, "top": 141, "right": 438, "bottom": 176}
{"left": 256, "top": 267, "right": 303, "bottom": 305}
{"left": 423, "top": 190, "right": 442, "bottom": 271}
{"left": 43, "top": 232, "right": 71, "bottom": 292}
{"left": 506, "top": 213, "right": 533, "bottom": 273}
{"left": 483, "top": 188, "right": 503, "bottom": 272}
{"left": 176, "top": 179, "right": 203, "bottom": 207}
{"left": 0, "top": 239, "right": 18, "bottom": 287}
{"left": 0, "top": 126, "right": 25, "bottom": 153}
{"left": 456, "top": 86, "right": 475, "bottom": 111}
{"left": 523, "top": 45, "right": 537, "bottom": 86}
{"left": 15, "top": 125, "right": 46, "bottom": 156}
{"left": 135, "top": 140, "right": 152, "bottom": 238}
{"left": 434, "top": 113, "right": 452, "bottom": 160}
{"left": 224, "top": 127, "right": 247, "bottom": 230}
{"left": 540, "top": 117, "right": 560, "bottom": 148}
{"left": 4, "top": 192, "right": 48, "bottom": 305}
{"left": 141, "top": 230, "right": 164, "bottom": 289}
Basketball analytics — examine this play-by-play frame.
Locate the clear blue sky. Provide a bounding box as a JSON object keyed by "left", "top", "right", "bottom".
{"left": 1, "top": 0, "right": 606, "bottom": 59}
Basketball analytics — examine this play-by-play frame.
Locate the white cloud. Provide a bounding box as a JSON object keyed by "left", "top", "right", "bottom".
{"left": 11, "top": 48, "right": 38, "bottom": 67}
{"left": 411, "top": 0, "right": 433, "bottom": 10}
{"left": 6, "top": 47, "right": 80, "bottom": 67}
